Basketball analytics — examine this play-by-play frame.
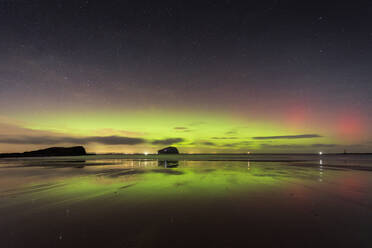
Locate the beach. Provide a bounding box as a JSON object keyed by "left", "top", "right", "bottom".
{"left": 1, "top": 154, "right": 372, "bottom": 247}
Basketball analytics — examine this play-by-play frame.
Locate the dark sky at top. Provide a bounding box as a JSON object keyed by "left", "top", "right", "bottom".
{"left": 1, "top": 0, "right": 372, "bottom": 110}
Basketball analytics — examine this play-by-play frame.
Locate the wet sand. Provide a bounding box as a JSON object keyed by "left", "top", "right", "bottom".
{"left": 1, "top": 155, "right": 372, "bottom": 247}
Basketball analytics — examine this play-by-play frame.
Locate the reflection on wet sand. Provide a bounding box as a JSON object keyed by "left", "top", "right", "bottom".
{"left": 0, "top": 156, "right": 372, "bottom": 247}
{"left": 158, "top": 160, "right": 179, "bottom": 168}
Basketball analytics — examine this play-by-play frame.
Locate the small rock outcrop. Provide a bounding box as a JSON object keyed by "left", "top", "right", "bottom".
{"left": 157, "top": 146, "right": 179, "bottom": 154}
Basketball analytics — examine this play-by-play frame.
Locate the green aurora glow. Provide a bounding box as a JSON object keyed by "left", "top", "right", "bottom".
{"left": 0, "top": 109, "right": 341, "bottom": 153}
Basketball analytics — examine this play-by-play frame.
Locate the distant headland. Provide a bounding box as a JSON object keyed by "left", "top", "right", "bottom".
{"left": 1, "top": 145, "right": 372, "bottom": 158}
{"left": 0, "top": 146, "right": 87, "bottom": 158}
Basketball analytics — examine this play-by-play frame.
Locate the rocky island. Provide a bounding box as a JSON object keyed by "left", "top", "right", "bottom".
{"left": 157, "top": 146, "right": 179, "bottom": 154}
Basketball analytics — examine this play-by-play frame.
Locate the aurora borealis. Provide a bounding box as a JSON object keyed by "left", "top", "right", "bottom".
{"left": 1, "top": 1, "right": 372, "bottom": 153}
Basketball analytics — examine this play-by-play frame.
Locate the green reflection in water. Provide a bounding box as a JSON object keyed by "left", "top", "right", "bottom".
{"left": 14, "top": 161, "right": 290, "bottom": 211}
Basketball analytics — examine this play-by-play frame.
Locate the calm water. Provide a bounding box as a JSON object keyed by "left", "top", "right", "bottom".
{"left": 1, "top": 154, "right": 372, "bottom": 247}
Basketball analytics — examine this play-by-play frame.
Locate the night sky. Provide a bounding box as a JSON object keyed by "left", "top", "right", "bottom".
{"left": 1, "top": 0, "right": 372, "bottom": 153}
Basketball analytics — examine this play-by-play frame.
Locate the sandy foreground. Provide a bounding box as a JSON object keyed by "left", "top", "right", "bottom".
{"left": 0, "top": 155, "right": 371, "bottom": 247}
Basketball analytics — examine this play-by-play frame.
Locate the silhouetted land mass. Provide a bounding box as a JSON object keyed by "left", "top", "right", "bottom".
{"left": 157, "top": 146, "right": 179, "bottom": 154}
{"left": 0, "top": 146, "right": 87, "bottom": 158}
{"left": 1, "top": 146, "right": 371, "bottom": 158}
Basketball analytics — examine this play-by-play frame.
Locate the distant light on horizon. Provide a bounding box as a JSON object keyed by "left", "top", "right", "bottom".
{"left": 319, "top": 152, "right": 323, "bottom": 155}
